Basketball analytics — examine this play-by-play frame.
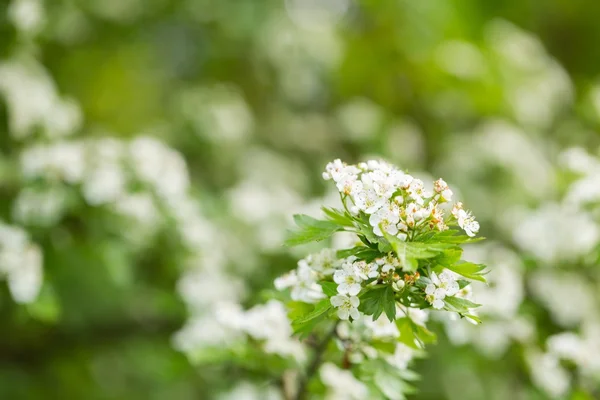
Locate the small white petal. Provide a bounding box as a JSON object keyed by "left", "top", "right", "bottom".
{"left": 433, "top": 299, "right": 445, "bottom": 309}
{"left": 338, "top": 309, "right": 350, "bottom": 320}
{"left": 331, "top": 295, "right": 345, "bottom": 307}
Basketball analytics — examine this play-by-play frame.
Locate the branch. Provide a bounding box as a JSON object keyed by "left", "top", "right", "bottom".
{"left": 294, "top": 322, "right": 339, "bottom": 400}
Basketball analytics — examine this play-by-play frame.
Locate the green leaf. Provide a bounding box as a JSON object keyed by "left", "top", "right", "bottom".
{"left": 319, "top": 281, "right": 338, "bottom": 297}
{"left": 362, "top": 359, "right": 417, "bottom": 400}
{"left": 382, "top": 231, "right": 455, "bottom": 273}
{"left": 419, "top": 229, "right": 485, "bottom": 244}
{"left": 284, "top": 214, "right": 343, "bottom": 246}
{"left": 463, "top": 314, "right": 482, "bottom": 324}
{"left": 443, "top": 261, "right": 488, "bottom": 283}
{"left": 359, "top": 285, "right": 396, "bottom": 321}
{"left": 443, "top": 296, "right": 481, "bottom": 313}
{"left": 371, "top": 340, "right": 397, "bottom": 354}
{"left": 321, "top": 207, "right": 355, "bottom": 227}
{"left": 336, "top": 246, "right": 382, "bottom": 262}
{"left": 434, "top": 248, "right": 463, "bottom": 266}
{"left": 396, "top": 318, "right": 436, "bottom": 349}
{"left": 290, "top": 298, "right": 333, "bottom": 338}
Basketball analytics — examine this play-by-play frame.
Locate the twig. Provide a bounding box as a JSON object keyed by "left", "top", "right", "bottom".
{"left": 294, "top": 322, "right": 339, "bottom": 400}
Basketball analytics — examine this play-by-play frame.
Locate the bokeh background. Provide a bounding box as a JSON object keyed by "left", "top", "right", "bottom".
{"left": 1, "top": 0, "right": 600, "bottom": 399}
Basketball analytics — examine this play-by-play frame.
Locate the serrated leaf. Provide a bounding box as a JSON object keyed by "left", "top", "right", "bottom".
{"left": 396, "top": 318, "right": 436, "bottom": 349}
{"left": 443, "top": 296, "right": 481, "bottom": 313}
{"left": 319, "top": 281, "right": 338, "bottom": 297}
{"left": 419, "top": 230, "right": 485, "bottom": 244}
{"left": 284, "top": 214, "right": 343, "bottom": 246}
{"left": 443, "top": 261, "right": 488, "bottom": 283}
{"left": 336, "top": 246, "right": 382, "bottom": 262}
{"left": 359, "top": 285, "right": 396, "bottom": 322}
{"left": 291, "top": 299, "right": 331, "bottom": 337}
{"left": 321, "top": 207, "right": 355, "bottom": 227}
{"left": 371, "top": 340, "right": 397, "bottom": 354}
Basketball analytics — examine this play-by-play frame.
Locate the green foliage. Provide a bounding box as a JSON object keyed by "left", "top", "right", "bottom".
{"left": 443, "top": 262, "right": 488, "bottom": 283}
{"left": 396, "top": 318, "right": 437, "bottom": 349}
{"left": 284, "top": 215, "right": 343, "bottom": 246}
{"left": 358, "top": 285, "right": 396, "bottom": 321}
{"left": 290, "top": 299, "right": 332, "bottom": 337}
{"left": 321, "top": 207, "right": 355, "bottom": 227}
{"left": 318, "top": 281, "right": 338, "bottom": 297}
{"left": 336, "top": 246, "right": 382, "bottom": 262}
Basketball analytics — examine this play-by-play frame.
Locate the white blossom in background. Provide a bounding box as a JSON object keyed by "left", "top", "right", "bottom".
{"left": 217, "top": 381, "right": 282, "bottom": 400}
{"left": 0, "top": 58, "right": 82, "bottom": 139}
{"left": 8, "top": 0, "right": 45, "bottom": 35}
{"left": 129, "top": 137, "right": 190, "bottom": 201}
{"left": 320, "top": 362, "right": 369, "bottom": 400}
{"left": 435, "top": 40, "right": 488, "bottom": 80}
{"left": 0, "top": 222, "right": 43, "bottom": 304}
{"left": 13, "top": 186, "right": 69, "bottom": 227}
{"left": 512, "top": 203, "right": 599, "bottom": 265}
{"left": 177, "top": 84, "right": 254, "bottom": 142}
{"left": 525, "top": 350, "right": 570, "bottom": 399}
{"left": 274, "top": 260, "right": 325, "bottom": 303}
{"left": 20, "top": 141, "right": 86, "bottom": 184}
{"left": 336, "top": 98, "right": 384, "bottom": 141}
{"left": 386, "top": 343, "right": 415, "bottom": 370}
{"left": 486, "top": 20, "right": 573, "bottom": 130}
{"left": 528, "top": 271, "right": 596, "bottom": 328}
{"left": 238, "top": 300, "right": 307, "bottom": 362}
{"left": 364, "top": 315, "right": 400, "bottom": 339}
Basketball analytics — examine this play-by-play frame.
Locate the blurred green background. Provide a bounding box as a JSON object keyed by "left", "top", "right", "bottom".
{"left": 1, "top": 0, "right": 600, "bottom": 399}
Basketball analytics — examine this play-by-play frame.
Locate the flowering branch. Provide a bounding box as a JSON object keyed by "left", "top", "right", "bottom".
{"left": 275, "top": 159, "right": 488, "bottom": 398}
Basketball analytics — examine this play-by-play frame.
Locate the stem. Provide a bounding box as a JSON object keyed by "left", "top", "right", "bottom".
{"left": 294, "top": 323, "right": 339, "bottom": 400}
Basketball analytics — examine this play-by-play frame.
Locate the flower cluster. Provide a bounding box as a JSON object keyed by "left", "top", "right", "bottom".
{"left": 275, "top": 159, "right": 485, "bottom": 399}
{"left": 425, "top": 270, "right": 460, "bottom": 309}
{"left": 323, "top": 159, "right": 479, "bottom": 238}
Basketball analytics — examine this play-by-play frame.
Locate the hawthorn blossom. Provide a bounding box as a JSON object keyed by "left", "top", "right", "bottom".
{"left": 376, "top": 253, "right": 401, "bottom": 273}
{"left": 334, "top": 261, "right": 363, "bottom": 295}
{"left": 425, "top": 271, "right": 459, "bottom": 309}
{"left": 365, "top": 315, "right": 400, "bottom": 339}
{"left": 456, "top": 209, "right": 480, "bottom": 237}
{"left": 369, "top": 206, "right": 400, "bottom": 236}
{"left": 274, "top": 260, "right": 325, "bottom": 303}
{"left": 433, "top": 178, "right": 453, "bottom": 202}
{"left": 353, "top": 260, "right": 379, "bottom": 280}
{"left": 331, "top": 294, "right": 360, "bottom": 320}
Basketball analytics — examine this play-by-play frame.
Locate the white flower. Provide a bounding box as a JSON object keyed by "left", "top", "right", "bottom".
{"left": 335, "top": 173, "right": 358, "bottom": 195}
{"left": 407, "top": 179, "right": 426, "bottom": 205}
{"left": 365, "top": 315, "right": 400, "bottom": 339}
{"left": 320, "top": 363, "right": 369, "bottom": 400}
{"left": 433, "top": 178, "right": 453, "bottom": 201}
{"left": 375, "top": 253, "right": 401, "bottom": 273}
{"left": 353, "top": 260, "right": 379, "bottom": 280}
{"left": 323, "top": 159, "right": 360, "bottom": 183}
{"left": 386, "top": 343, "right": 414, "bottom": 370}
{"left": 353, "top": 187, "right": 386, "bottom": 214}
{"left": 333, "top": 263, "right": 363, "bottom": 296}
{"left": 331, "top": 294, "right": 360, "bottom": 320}
{"left": 425, "top": 271, "right": 459, "bottom": 309}
{"left": 305, "top": 248, "right": 339, "bottom": 274}
{"left": 456, "top": 209, "right": 479, "bottom": 237}
{"left": 274, "top": 260, "right": 325, "bottom": 303}
{"left": 369, "top": 206, "right": 400, "bottom": 236}
{"left": 438, "top": 270, "right": 460, "bottom": 296}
